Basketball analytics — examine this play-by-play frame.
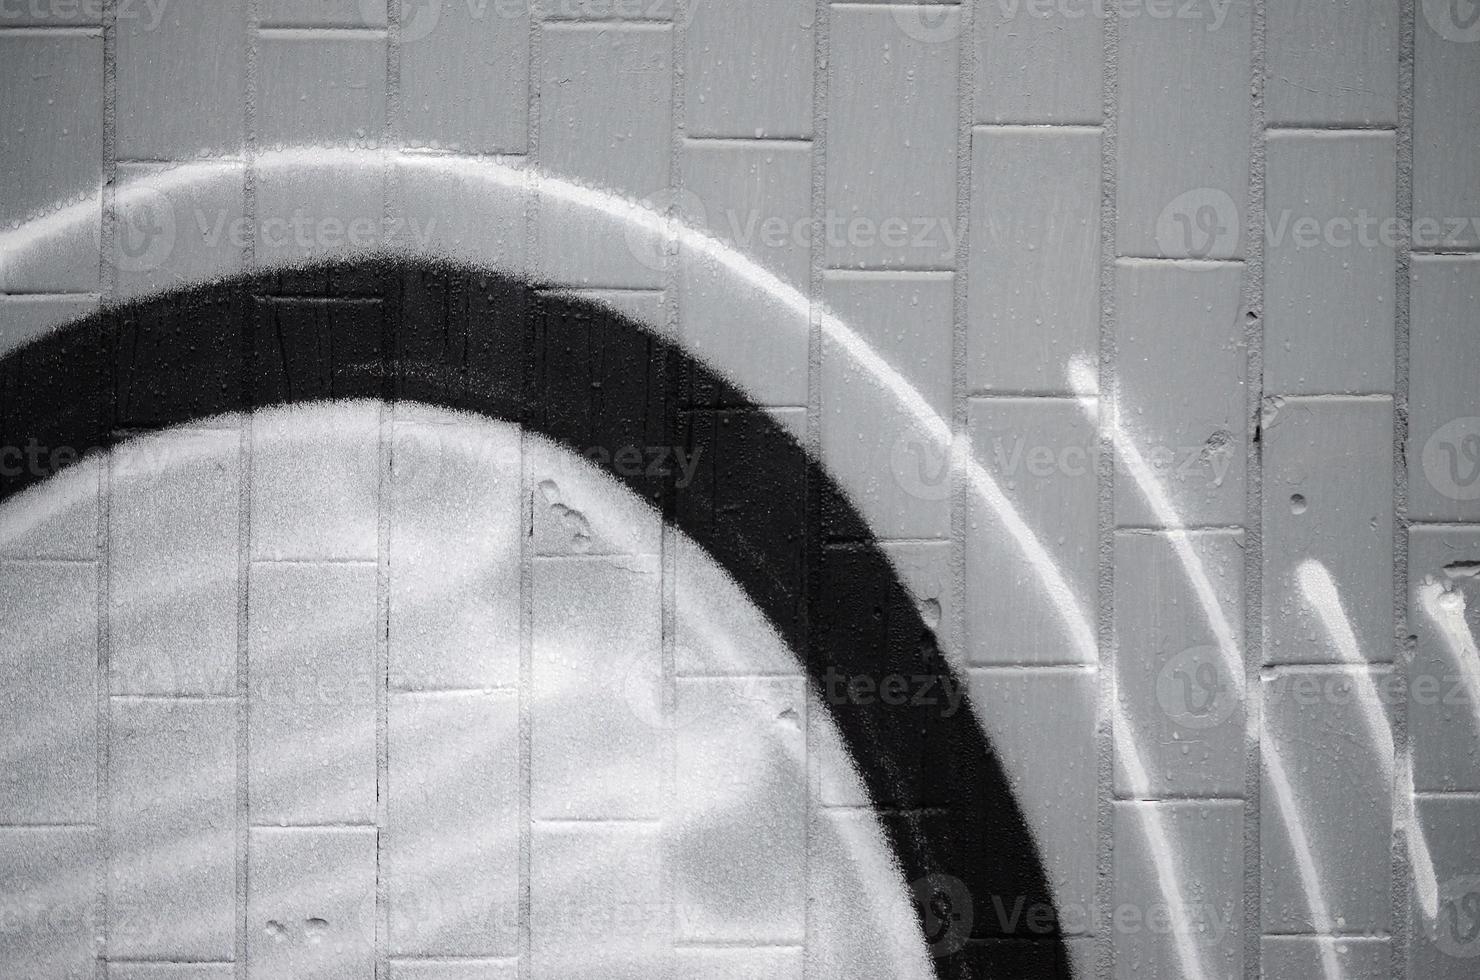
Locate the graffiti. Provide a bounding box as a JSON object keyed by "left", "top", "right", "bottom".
{"left": 0, "top": 256, "right": 1071, "bottom": 977}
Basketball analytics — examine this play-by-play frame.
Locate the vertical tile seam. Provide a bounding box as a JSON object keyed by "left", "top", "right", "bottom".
{"left": 1390, "top": 1, "right": 1417, "bottom": 978}
{"left": 237, "top": 0, "right": 261, "bottom": 974}
{"left": 806, "top": 0, "right": 830, "bottom": 968}
{"left": 662, "top": 0, "right": 683, "bottom": 960}
{"left": 1097, "top": 3, "right": 1119, "bottom": 977}
{"left": 518, "top": 10, "right": 541, "bottom": 980}
{"left": 97, "top": 0, "right": 116, "bottom": 973}
{"left": 376, "top": 2, "right": 400, "bottom": 977}
{"left": 1243, "top": 0, "right": 1268, "bottom": 973}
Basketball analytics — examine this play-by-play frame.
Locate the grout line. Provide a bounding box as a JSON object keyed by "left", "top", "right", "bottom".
{"left": 1096, "top": 2, "right": 1119, "bottom": 976}
{"left": 805, "top": 0, "right": 830, "bottom": 964}
{"left": 1242, "top": 0, "right": 1268, "bottom": 974}
{"left": 0, "top": 24, "right": 101, "bottom": 34}
{"left": 1266, "top": 124, "right": 1400, "bottom": 133}
{"left": 96, "top": 1, "right": 117, "bottom": 974}
{"left": 1391, "top": 1, "right": 1417, "bottom": 977}
{"left": 255, "top": 26, "right": 389, "bottom": 38}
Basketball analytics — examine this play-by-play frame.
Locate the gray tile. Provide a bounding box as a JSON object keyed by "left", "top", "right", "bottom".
{"left": 685, "top": 0, "right": 812, "bottom": 138}
{"left": 967, "top": 396, "right": 1098, "bottom": 665}
{"left": 1261, "top": 936, "right": 1389, "bottom": 980}
{"left": 247, "top": 561, "right": 378, "bottom": 825}
{"left": 968, "top": 126, "right": 1101, "bottom": 394}
{"left": 825, "top": 5, "right": 958, "bottom": 269}
{"left": 400, "top": 0, "right": 528, "bottom": 153}
{"left": 1411, "top": 795, "right": 1480, "bottom": 976}
{"left": 0, "top": 561, "right": 97, "bottom": 823}
{"left": 1265, "top": 0, "right": 1399, "bottom": 126}
{"left": 111, "top": 161, "right": 246, "bottom": 301}
{"left": 1261, "top": 397, "right": 1393, "bottom": 665}
{"left": 1408, "top": 525, "right": 1480, "bottom": 792}
{"left": 108, "top": 698, "right": 236, "bottom": 959}
{"left": 1113, "top": 800, "right": 1243, "bottom": 980}
{"left": 110, "top": 427, "right": 241, "bottom": 696}
{"left": 1114, "top": 260, "right": 1246, "bottom": 526}
{"left": 0, "top": 294, "right": 99, "bottom": 358}
{"left": 1114, "top": 529, "right": 1245, "bottom": 798}
{"left": 1264, "top": 133, "right": 1397, "bottom": 395}
{"left": 247, "top": 826, "right": 377, "bottom": 980}
{"left": 970, "top": 666, "right": 1098, "bottom": 933}
{"left": 975, "top": 0, "right": 1101, "bottom": 124}
{"left": 1261, "top": 667, "right": 1393, "bottom": 934}
{"left": 257, "top": 33, "right": 386, "bottom": 149}
{"left": 822, "top": 271, "right": 953, "bottom": 539}
{"left": 388, "top": 691, "right": 519, "bottom": 956}
{"left": 388, "top": 961, "right": 520, "bottom": 980}
{"left": 116, "top": 0, "right": 246, "bottom": 158}
{"left": 0, "top": 827, "right": 99, "bottom": 980}
{"left": 1117, "top": 0, "right": 1251, "bottom": 258}
{"left": 1409, "top": 256, "right": 1480, "bottom": 522}
{"left": 260, "top": 0, "right": 383, "bottom": 27}
{"left": 1414, "top": 16, "right": 1480, "bottom": 249}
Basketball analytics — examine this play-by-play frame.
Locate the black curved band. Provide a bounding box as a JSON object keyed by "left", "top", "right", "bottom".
{"left": 0, "top": 257, "right": 1072, "bottom": 978}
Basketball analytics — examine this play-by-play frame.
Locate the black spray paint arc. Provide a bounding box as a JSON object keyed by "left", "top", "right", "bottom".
{"left": 0, "top": 257, "right": 1072, "bottom": 979}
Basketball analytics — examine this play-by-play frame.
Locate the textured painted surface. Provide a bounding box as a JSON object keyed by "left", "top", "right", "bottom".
{"left": 0, "top": 3, "right": 1477, "bottom": 979}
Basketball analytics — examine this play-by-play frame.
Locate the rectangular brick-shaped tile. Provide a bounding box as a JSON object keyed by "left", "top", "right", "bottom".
{"left": 970, "top": 666, "right": 1097, "bottom": 933}
{"left": 822, "top": 271, "right": 953, "bottom": 539}
{"left": 1265, "top": 0, "right": 1398, "bottom": 126}
{"left": 261, "top": 0, "right": 382, "bottom": 26}
{"left": 110, "top": 427, "right": 240, "bottom": 695}
{"left": 966, "top": 396, "right": 1098, "bottom": 664}
{"left": 673, "top": 535, "right": 801, "bottom": 678}
{"left": 975, "top": 0, "right": 1101, "bottom": 124}
{"left": 395, "top": 156, "right": 526, "bottom": 272}
{"left": 825, "top": 4, "right": 958, "bottom": 270}
{"left": 389, "top": 419, "right": 521, "bottom": 691}
{"left": 250, "top": 401, "right": 381, "bottom": 562}
{"left": 0, "top": 294, "right": 98, "bottom": 358}
{"left": 0, "top": 561, "right": 97, "bottom": 823}
{"left": 1408, "top": 525, "right": 1480, "bottom": 792}
{"left": 527, "top": 432, "right": 664, "bottom": 559}
{"left": 112, "top": 161, "right": 247, "bottom": 301}
{"left": 251, "top": 165, "right": 389, "bottom": 268}
{"left": 673, "top": 946, "right": 802, "bottom": 979}
{"left": 1415, "top": 16, "right": 1480, "bottom": 249}
{"left": 671, "top": 676, "right": 806, "bottom": 944}
{"left": 1261, "top": 666, "right": 1392, "bottom": 934}
{"left": 256, "top": 32, "right": 386, "bottom": 149}
{"left": 0, "top": 33, "right": 102, "bottom": 292}
{"left": 108, "top": 965, "right": 236, "bottom": 980}
{"left": 530, "top": 822, "right": 667, "bottom": 979}
{"left": 1117, "top": 0, "right": 1251, "bottom": 258}
{"left": 681, "top": 139, "right": 811, "bottom": 406}
{"left": 1113, "top": 800, "right": 1243, "bottom": 980}
{"left": 1265, "top": 133, "right": 1397, "bottom": 395}
{"left": 1409, "top": 256, "right": 1480, "bottom": 522}
{"left": 0, "top": 827, "right": 98, "bottom": 980}
{"left": 685, "top": 0, "right": 812, "bottom": 138}
{"left": 531, "top": 554, "right": 662, "bottom": 820}
{"left": 537, "top": 23, "right": 672, "bottom": 288}
{"left": 108, "top": 697, "right": 235, "bottom": 960}
{"left": 0, "top": 455, "right": 99, "bottom": 561}
{"left": 968, "top": 126, "right": 1101, "bottom": 394}
{"left": 388, "top": 691, "right": 519, "bottom": 956}
{"left": 1262, "top": 397, "right": 1392, "bottom": 664}
{"left": 1261, "top": 936, "right": 1389, "bottom": 980}
{"left": 247, "top": 826, "right": 377, "bottom": 980}
{"left": 1114, "top": 529, "right": 1244, "bottom": 797}
{"left": 116, "top": 0, "right": 245, "bottom": 158}
{"left": 389, "top": 961, "right": 519, "bottom": 980}
{"left": 880, "top": 538, "right": 959, "bottom": 659}
{"left": 1411, "top": 796, "right": 1480, "bottom": 976}
{"left": 400, "top": 0, "right": 528, "bottom": 153}
{"left": 248, "top": 561, "right": 377, "bottom": 825}
{"left": 1114, "top": 260, "right": 1246, "bottom": 526}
